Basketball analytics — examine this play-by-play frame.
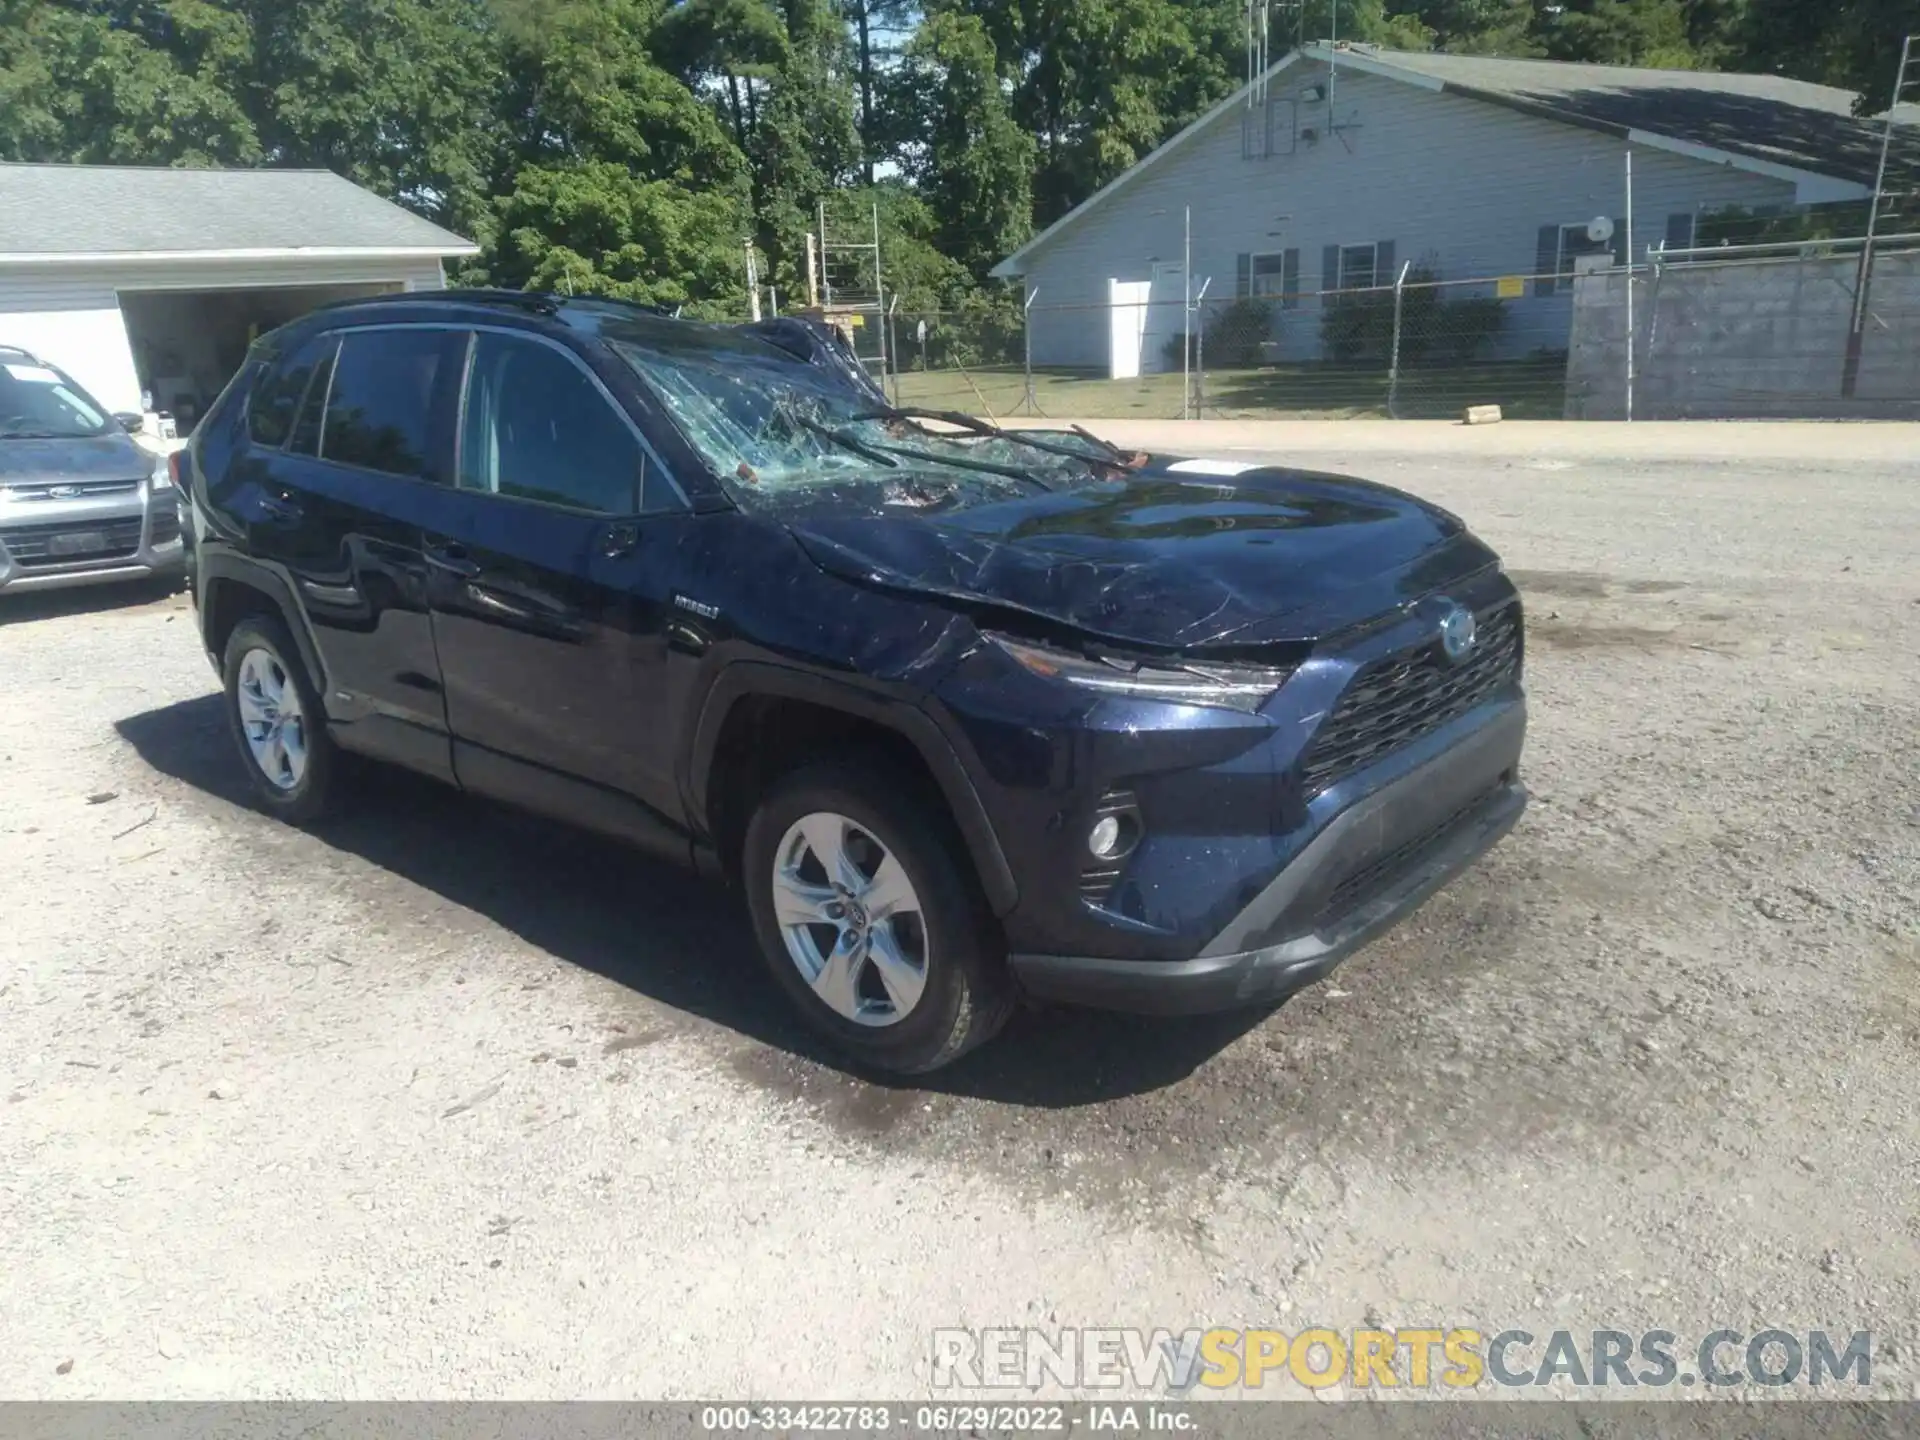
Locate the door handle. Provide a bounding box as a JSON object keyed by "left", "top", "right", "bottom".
{"left": 258, "top": 493, "right": 304, "bottom": 525}
{"left": 601, "top": 522, "right": 640, "bottom": 559}
{"left": 424, "top": 542, "right": 481, "bottom": 579}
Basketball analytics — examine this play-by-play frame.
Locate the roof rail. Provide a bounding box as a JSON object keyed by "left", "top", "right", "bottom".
{"left": 307, "top": 288, "right": 566, "bottom": 318}
{"left": 0, "top": 343, "right": 39, "bottom": 361}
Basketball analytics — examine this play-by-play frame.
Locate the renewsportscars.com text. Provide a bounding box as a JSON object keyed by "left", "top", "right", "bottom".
{"left": 931, "top": 1326, "right": 1874, "bottom": 1393}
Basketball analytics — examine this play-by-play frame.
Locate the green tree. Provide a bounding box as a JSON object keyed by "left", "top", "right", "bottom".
{"left": 888, "top": 10, "right": 1034, "bottom": 278}
{"left": 485, "top": 160, "right": 749, "bottom": 315}
{"left": 1392, "top": 0, "right": 1542, "bottom": 53}
{"left": 247, "top": 0, "right": 504, "bottom": 233}
{"left": 1534, "top": 0, "right": 1702, "bottom": 67}
{"left": 1738, "top": 0, "right": 1920, "bottom": 115}
{"left": 0, "top": 0, "right": 259, "bottom": 164}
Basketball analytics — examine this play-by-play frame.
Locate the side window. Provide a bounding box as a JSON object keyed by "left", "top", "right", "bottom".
{"left": 457, "top": 333, "right": 645, "bottom": 515}
{"left": 285, "top": 338, "right": 338, "bottom": 458}
{"left": 320, "top": 329, "right": 454, "bottom": 480}
{"left": 247, "top": 337, "right": 329, "bottom": 448}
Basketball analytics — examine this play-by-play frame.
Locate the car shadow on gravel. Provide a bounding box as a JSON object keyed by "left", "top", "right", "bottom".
{"left": 0, "top": 575, "right": 187, "bottom": 626}
{"left": 116, "top": 694, "right": 1265, "bottom": 1108}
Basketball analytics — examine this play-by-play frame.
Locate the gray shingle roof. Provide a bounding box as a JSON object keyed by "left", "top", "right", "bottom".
{"left": 0, "top": 163, "right": 477, "bottom": 257}
{"left": 1357, "top": 49, "right": 1918, "bottom": 189}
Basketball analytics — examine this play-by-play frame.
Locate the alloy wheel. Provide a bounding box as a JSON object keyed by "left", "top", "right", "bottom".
{"left": 771, "top": 811, "right": 930, "bottom": 1027}
{"left": 235, "top": 648, "right": 308, "bottom": 792}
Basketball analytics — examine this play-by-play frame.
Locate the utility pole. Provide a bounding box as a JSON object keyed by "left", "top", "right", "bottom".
{"left": 1182, "top": 205, "right": 1192, "bottom": 420}
{"left": 1843, "top": 34, "right": 1915, "bottom": 400}
{"left": 1624, "top": 149, "right": 1634, "bottom": 423}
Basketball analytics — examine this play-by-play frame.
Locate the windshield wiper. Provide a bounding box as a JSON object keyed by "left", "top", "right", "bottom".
{"left": 785, "top": 404, "right": 1050, "bottom": 491}
{"left": 0, "top": 428, "right": 67, "bottom": 440}
{"left": 852, "top": 405, "right": 1139, "bottom": 468}
{"left": 788, "top": 412, "right": 899, "bottom": 469}
{"left": 858, "top": 436, "right": 1056, "bottom": 490}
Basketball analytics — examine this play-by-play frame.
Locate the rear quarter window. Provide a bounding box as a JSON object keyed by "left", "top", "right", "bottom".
{"left": 247, "top": 338, "right": 331, "bottom": 448}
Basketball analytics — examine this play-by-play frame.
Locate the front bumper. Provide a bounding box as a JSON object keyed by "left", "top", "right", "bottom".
{"left": 1009, "top": 699, "right": 1527, "bottom": 1015}
{"left": 0, "top": 504, "right": 185, "bottom": 595}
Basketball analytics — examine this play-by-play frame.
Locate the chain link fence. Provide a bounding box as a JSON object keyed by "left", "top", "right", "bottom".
{"left": 876, "top": 272, "right": 1580, "bottom": 422}
{"left": 784, "top": 240, "right": 1920, "bottom": 423}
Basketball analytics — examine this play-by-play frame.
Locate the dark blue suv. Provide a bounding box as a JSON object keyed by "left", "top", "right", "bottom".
{"left": 181, "top": 291, "right": 1527, "bottom": 1074}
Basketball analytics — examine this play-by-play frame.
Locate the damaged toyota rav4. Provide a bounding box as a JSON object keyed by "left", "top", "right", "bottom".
{"left": 181, "top": 291, "right": 1527, "bottom": 1074}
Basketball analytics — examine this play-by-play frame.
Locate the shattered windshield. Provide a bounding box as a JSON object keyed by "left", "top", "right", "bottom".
{"left": 609, "top": 330, "right": 1104, "bottom": 502}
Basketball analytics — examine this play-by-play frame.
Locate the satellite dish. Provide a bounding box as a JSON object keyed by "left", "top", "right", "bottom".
{"left": 1586, "top": 216, "right": 1615, "bottom": 244}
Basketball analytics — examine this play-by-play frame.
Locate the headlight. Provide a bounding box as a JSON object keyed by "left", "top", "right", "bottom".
{"left": 985, "top": 632, "right": 1290, "bottom": 713}
{"left": 149, "top": 456, "right": 173, "bottom": 491}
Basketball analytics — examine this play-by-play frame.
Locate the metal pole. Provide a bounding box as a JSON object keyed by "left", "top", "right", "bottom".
{"left": 1182, "top": 205, "right": 1192, "bottom": 420}
{"left": 1022, "top": 287, "right": 1039, "bottom": 415}
{"left": 1625, "top": 148, "right": 1634, "bottom": 423}
{"left": 745, "top": 239, "right": 761, "bottom": 322}
{"left": 886, "top": 294, "right": 900, "bottom": 405}
{"left": 1843, "top": 33, "right": 1913, "bottom": 399}
{"left": 871, "top": 202, "right": 888, "bottom": 392}
{"left": 1194, "top": 277, "right": 1211, "bottom": 415}
{"left": 1387, "top": 259, "right": 1410, "bottom": 419}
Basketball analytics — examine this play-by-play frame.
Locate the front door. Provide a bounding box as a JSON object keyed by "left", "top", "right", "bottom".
{"left": 424, "top": 329, "right": 687, "bottom": 827}
{"left": 240, "top": 324, "right": 467, "bottom": 781}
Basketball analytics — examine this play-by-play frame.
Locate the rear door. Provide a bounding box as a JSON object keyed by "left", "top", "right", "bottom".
{"left": 423, "top": 328, "right": 691, "bottom": 825}
{"left": 243, "top": 324, "right": 467, "bottom": 780}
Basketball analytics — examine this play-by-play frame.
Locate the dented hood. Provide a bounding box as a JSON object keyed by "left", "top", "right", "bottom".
{"left": 785, "top": 461, "right": 1501, "bottom": 651}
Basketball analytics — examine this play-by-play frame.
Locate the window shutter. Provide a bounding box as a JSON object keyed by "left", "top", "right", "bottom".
{"left": 1534, "top": 225, "right": 1559, "bottom": 297}
{"left": 1376, "top": 240, "right": 1396, "bottom": 286}
{"left": 1283, "top": 249, "right": 1301, "bottom": 309}
{"left": 1323, "top": 244, "right": 1341, "bottom": 294}
{"left": 1665, "top": 212, "right": 1695, "bottom": 253}
{"left": 1237, "top": 253, "right": 1252, "bottom": 299}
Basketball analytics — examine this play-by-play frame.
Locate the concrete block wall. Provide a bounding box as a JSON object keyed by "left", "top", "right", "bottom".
{"left": 1566, "top": 250, "right": 1920, "bottom": 420}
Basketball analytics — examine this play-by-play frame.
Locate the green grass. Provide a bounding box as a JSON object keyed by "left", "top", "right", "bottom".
{"left": 890, "top": 358, "right": 1569, "bottom": 422}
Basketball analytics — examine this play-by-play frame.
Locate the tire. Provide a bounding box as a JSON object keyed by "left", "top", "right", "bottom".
{"left": 742, "top": 759, "right": 1015, "bottom": 1075}
{"left": 221, "top": 612, "right": 339, "bottom": 824}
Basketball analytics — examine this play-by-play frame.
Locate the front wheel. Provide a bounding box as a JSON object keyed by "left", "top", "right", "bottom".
{"left": 742, "top": 761, "right": 1014, "bottom": 1075}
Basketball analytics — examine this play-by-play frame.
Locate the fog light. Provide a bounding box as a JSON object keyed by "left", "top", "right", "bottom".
{"left": 1088, "top": 815, "right": 1123, "bottom": 859}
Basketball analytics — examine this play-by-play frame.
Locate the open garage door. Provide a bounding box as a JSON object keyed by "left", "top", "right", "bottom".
{"left": 117, "top": 282, "right": 402, "bottom": 432}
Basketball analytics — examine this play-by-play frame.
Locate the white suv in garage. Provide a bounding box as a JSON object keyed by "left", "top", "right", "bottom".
{"left": 0, "top": 345, "right": 183, "bottom": 596}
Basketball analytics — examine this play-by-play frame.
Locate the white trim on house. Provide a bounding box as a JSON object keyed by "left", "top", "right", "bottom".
{"left": 992, "top": 43, "right": 1877, "bottom": 277}
{"left": 1620, "top": 130, "right": 1870, "bottom": 204}
{"left": 0, "top": 245, "right": 479, "bottom": 266}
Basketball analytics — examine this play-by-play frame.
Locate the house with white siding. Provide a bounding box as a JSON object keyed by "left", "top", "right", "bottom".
{"left": 992, "top": 45, "right": 1911, "bottom": 375}
{"left": 0, "top": 164, "right": 476, "bottom": 425}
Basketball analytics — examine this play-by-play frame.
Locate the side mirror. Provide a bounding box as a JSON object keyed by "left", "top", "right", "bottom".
{"left": 114, "top": 412, "right": 145, "bottom": 434}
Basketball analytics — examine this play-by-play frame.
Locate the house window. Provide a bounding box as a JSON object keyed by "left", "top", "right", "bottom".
{"left": 1338, "top": 243, "right": 1380, "bottom": 290}
{"left": 1248, "top": 251, "right": 1300, "bottom": 307}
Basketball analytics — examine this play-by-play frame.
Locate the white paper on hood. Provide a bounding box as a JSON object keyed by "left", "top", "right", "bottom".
{"left": 1166, "top": 457, "right": 1262, "bottom": 477}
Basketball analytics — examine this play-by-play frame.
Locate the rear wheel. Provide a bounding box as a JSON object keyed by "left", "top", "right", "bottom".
{"left": 742, "top": 760, "right": 1014, "bottom": 1074}
{"left": 221, "top": 613, "right": 339, "bottom": 824}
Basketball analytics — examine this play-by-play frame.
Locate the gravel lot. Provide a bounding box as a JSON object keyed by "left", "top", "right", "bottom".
{"left": 2, "top": 423, "right": 1916, "bottom": 1402}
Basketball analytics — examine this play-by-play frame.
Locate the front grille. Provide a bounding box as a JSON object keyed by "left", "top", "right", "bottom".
{"left": 2, "top": 478, "right": 143, "bottom": 501}
{"left": 1300, "top": 602, "right": 1520, "bottom": 795}
{"left": 1314, "top": 781, "right": 1504, "bottom": 925}
{"left": 0, "top": 516, "right": 145, "bottom": 567}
